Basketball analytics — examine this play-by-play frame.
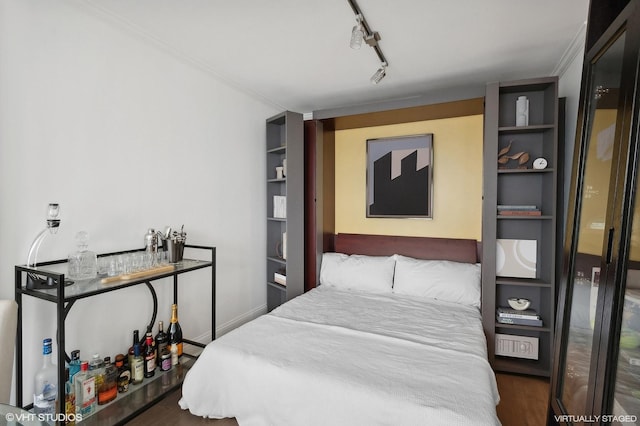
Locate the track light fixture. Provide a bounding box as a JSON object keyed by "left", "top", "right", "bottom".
{"left": 370, "top": 63, "right": 387, "bottom": 84}
{"left": 346, "top": 0, "right": 389, "bottom": 83}
{"left": 350, "top": 14, "right": 364, "bottom": 49}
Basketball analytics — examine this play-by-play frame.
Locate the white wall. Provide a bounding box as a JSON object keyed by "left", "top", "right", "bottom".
{"left": 0, "top": 0, "right": 279, "bottom": 403}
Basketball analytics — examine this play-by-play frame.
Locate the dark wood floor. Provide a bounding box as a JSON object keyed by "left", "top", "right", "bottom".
{"left": 128, "top": 372, "right": 550, "bottom": 426}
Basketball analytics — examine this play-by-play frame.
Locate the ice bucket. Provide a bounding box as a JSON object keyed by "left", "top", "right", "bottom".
{"left": 163, "top": 239, "right": 185, "bottom": 263}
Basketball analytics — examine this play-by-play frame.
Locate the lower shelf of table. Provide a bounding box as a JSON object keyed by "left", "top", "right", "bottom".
{"left": 80, "top": 355, "right": 195, "bottom": 426}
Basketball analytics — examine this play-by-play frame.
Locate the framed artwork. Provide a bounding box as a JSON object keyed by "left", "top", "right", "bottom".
{"left": 366, "top": 134, "right": 433, "bottom": 218}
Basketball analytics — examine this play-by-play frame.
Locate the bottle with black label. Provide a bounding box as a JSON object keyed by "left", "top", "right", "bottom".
{"left": 155, "top": 321, "right": 168, "bottom": 361}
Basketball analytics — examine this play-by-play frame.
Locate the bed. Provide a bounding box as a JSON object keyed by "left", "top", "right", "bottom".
{"left": 179, "top": 234, "right": 500, "bottom": 425}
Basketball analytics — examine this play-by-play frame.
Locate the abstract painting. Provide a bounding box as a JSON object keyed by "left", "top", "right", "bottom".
{"left": 366, "top": 134, "right": 433, "bottom": 218}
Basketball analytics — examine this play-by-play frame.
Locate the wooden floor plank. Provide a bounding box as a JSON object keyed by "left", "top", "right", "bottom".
{"left": 496, "top": 372, "right": 550, "bottom": 426}
{"left": 128, "top": 372, "right": 550, "bottom": 425}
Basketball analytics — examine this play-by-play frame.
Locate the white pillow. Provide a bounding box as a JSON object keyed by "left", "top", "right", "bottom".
{"left": 319, "top": 252, "right": 395, "bottom": 293}
{"left": 393, "top": 254, "right": 481, "bottom": 308}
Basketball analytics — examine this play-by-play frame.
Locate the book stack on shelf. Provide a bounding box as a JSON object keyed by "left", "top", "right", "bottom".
{"left": 274, "top": 269, "right": 286, "bottom": 286}
{"left": 496, "top": 307, "right": 543, "bottom": 327}
{"left": 497, "top": 204, "right": 541, "bottom": 216}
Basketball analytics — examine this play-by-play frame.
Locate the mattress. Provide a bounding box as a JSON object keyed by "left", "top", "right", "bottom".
{"left": 179, "top": 286, "right": 500, "bottom": 425}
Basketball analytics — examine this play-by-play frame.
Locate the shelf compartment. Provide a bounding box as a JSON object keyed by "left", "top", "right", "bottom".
{"left": 496, "top": 277, "right": 552, "bottom": 287}
{"left": 16, "top": 252, "right": 213, "bottom": 303}
{"left": 498, "top": 124, "right": 556, "bottom": 133}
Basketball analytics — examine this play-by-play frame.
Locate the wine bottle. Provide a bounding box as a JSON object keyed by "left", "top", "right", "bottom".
{"left": 143, "top": 333, "right": 156, "bottom": 378}
{"left": 168, "top": 304, "right": 183, "bottom": 357}
{"left": 155, "top": 320, "right": 168, "bottom": 361}
{"left": 33, "top": 338, "right": 57, "bottom": 419}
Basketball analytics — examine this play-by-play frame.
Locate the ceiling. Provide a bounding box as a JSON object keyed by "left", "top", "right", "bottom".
{"left": 79, "top": 0, "right": 590, "bottom": 115}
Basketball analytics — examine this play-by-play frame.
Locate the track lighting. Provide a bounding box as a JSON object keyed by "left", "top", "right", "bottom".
{"left": 346, "top": 0, "right": 389, "bottom": 83}
{"left": 350, "top": 14, "right": 364, "bottom": 49}
{"left": 370, "top": 64, "right": 387, "bottom": 84}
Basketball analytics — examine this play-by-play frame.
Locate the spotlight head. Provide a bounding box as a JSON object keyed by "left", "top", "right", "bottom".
{"left": 350, "top": 23, "right": 363, "bottom": 49}
{"left": 370, "top": 65, "right": 386, "bottom": 84}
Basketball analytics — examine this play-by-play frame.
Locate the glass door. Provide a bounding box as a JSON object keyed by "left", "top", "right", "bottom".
{"left": 553, "top": 29, "right": 627, "bottom": 421}
{"left": 611, "top": 162, "right": 640, "bottom": 421}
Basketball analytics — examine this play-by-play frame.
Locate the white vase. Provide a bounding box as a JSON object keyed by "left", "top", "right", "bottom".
{"left": 516, "top": 96, "right": 529, "bottom": 127}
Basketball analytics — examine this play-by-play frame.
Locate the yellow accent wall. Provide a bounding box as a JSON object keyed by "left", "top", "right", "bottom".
{"left": 335, "top": 115, "right": 483, "bottom": 240}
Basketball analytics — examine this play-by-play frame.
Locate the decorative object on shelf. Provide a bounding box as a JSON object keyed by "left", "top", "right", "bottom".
{"left": 532, "top": 157, "right": 548, "bottom": 170}
{"left": 366, "top": 134, "right": 433, "bottom": 218}
{"left": 273, "top": 196, "right": 286, "bottom": 219}
{"left": 497, "top": 140, "right": 530, "bottom": 169}
{"left": 496, "top": 239, "right": 537, "bottom": 279}
{"left": 507, "top": 297, "right": 532, "bottom": 311}
{"left": 282, "top": 158, "right": 287, "bottom": 177}
{"left": 516, "top": 95, "right": 529, "bottom": 126}
{"left": 26, "top": 203, "right": 67, "bottom": 289}
{"left": 67, "top": 231, "right": 98, "bottom": 281}
{"left": 275, "top": 232, "right": 287, "bottom": 260}
{"left": 276, "top": 166, "right": 284, "bottom": 180}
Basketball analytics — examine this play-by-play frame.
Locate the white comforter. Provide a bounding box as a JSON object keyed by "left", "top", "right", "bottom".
{"left": 179, "top": 286, "right": 500, "bottom": 426}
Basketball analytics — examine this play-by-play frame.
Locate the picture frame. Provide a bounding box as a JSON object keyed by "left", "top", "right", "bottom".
{"left": 366, "top": 134, "right": 434, "bottom": 218}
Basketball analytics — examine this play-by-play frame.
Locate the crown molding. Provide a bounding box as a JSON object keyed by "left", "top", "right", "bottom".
{"left": 552, "top": 22, "right": 587, "bottom": 78}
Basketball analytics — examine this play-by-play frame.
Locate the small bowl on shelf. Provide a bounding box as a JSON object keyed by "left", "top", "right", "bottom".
{"left": 507, "top": 297, "right": 531, "bottom": 311}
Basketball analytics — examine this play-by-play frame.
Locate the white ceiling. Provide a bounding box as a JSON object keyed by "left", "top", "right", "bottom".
{"left": 79, "top": 0, "right": 590, "bottom": 114}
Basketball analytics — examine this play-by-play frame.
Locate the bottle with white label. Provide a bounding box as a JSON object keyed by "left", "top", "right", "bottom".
{"left": 33, "top": 338, "right": 57, "bottom": 422}
{"left": 74, "top": 361, "right": 96, "bottom": 417}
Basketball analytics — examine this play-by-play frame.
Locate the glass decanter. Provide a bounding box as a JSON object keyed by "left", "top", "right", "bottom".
{"left": 68, "top": 231, "right": 98, "bottom": 280}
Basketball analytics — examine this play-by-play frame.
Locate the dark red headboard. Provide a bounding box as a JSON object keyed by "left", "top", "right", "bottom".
{"left": 333, "top": 233, "right": 479, "bottom": 264}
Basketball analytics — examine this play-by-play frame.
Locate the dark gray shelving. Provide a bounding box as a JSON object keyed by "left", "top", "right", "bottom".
{"left": 266, "top": 111, "right": 304, "bottom": 311}
{"left": 481, "top": 77, "right": 562, "bottom": 377}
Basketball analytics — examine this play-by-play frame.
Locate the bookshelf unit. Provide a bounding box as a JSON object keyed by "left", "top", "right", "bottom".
{"left": 481, "top": 77, "right": 562, "bottom": 377}
{"left": 266, "top": 111, "right": 304, "bottom": 311}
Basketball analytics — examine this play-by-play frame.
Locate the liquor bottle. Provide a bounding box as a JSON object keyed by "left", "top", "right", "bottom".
{"left": 128, "top": 330, "right": 139, "bottom": 368}
{"left": 168, "top": 304, "right": 183, "bottom": 357}
{"left": 155, "top": 321, "right": 168, "bottom": 361}
{"left": 69, "top": 349, "right": 81, "bottom": 383}
{"left": 74, "top": 361, "right": 96, "bottom": 417}
{"left": 114, "top": 354, "right": 130, "bottom": 393}
{"left": 89, "top": 354, "right": 104, "bottom": 398}
{"left": 143, "top": 333, "right": 156, "bottom": 378}
{"left": 97, "top": 356, "right": 117, "bottom": 405}
{"left": 131, "top": 344, "right": 144, "bottom": 385}
{"left": 64, "top": 368, "right": 75, "bottom": 426}
{"left": 139, "top": 325, "right": 154, "bottom": 364}
{"left": 34, "top": 338, "right": 57, "bottom": 419}
{"left": 170, "top": 343, "right": 179, "bottom": 366}
{"left": 159, "top": 346, "right": 172, "bottom": 372}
